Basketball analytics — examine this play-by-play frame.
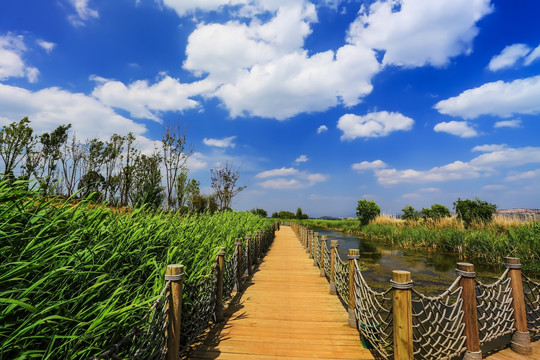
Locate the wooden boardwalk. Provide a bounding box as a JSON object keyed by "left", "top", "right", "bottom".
{"left": 186, "top": 225, "right": 374, "bottom": 359}
{"left": 485, "top": 340, "right": 540, "bottom": 359}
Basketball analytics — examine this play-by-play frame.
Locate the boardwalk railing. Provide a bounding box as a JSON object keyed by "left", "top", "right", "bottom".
{"left": 91, "top": 223, "right": 278, "bottom": 360}
{"left": 290, "top": 222, "right": 539, "bottom": 360}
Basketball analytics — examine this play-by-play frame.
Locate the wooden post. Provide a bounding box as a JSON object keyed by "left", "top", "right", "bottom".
{"left": 313, "top": 234, "right": 319, "bottom": 266}
{"left": 166, "top": 264, "right": 184, "bottom": 360}
{"left": 312, "top": 232, "right": 318, "bottom": 259}
{"left": 329, "top": 240, "right": 339, "bottom": 295}
{"left": 245, "top": 235, "right": 252, "bottom": 275}
{"left": 457, "top": 262, "right": 482, "bottom": 360}
{"left": 505, "top": 257, "right": 532, "bottom": 355}
{"left": 348, "top": 249, "right": 360, "bottom": 328}
{"left": 320, "top": 236, "right": 327, "bottom": 277}
{"left": 258, "top": 230, "right": 263, "bottom": 258}
{"left": 391, "top": 270, "right": 413, "bottom": 360}
{"left": 234, "top": 239, "right": 243, "bottom": 292}
{"left": 307, "top": 230, "right": 313, "bottom": 256}
{"left": 215, "top": 248, "right": 225, "bottom": 322}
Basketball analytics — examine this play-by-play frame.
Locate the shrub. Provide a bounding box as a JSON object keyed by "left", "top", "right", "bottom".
{"left": 454, "top": 197, "right": 497, "bottom": 228}
{"left": 401, "top": 205, "right": 419, "bottom": 221}
{"left": 356, "top": 199, "right": 380, "bottom": 226}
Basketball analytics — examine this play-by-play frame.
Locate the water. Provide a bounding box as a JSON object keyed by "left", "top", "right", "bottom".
{"left": 315, "top": 229, "right": 506, "bottom": 295}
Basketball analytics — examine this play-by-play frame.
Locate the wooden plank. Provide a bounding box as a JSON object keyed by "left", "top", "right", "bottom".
{"left": 485, "top": 340, "right": 540, "bottom": 359}
{"left": 186, "top": 226, "right": 374, "bottom": 359}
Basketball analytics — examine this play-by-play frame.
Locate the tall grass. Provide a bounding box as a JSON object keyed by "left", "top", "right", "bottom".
{"left": 298, "top": 216, "right": 540, "bottom": 271}
{"left": 0, "top": 180, "right": 274, "bottom": 359}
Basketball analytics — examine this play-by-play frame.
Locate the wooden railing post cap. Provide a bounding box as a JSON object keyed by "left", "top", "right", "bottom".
{"left": 166, "top": 264, "right": 184, "bottom": 274}
{"left": 348, "top": 249, "right": 360, "bottom": 255}
{"left": 505, "top": 257, "right": 520, "bottom": 265}
{"left": 457, "top": 262, "right": 474, "bottom": 270}
{"left": 218, "top": 247, "right": 226, "bottom": 255}
{"left": 392, "top": 270, "right": 411, "bottom": 282}
{"left": 321, "top": 235, "right": 327, "bottom": 240}
{"left": 330, "top": 240, "right": 339, "bottom": 247}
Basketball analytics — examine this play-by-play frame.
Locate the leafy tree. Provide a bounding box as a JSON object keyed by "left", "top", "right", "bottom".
{"left": 356, "top": 199, "right": 380, "bottom": 226}
{"left": 190, "top": 194, "right": 218, "bottom": 214}
{"left": 102, "top": 134, "right": 124, "bottom": 202}
{"left": 295, "top": 207, "right": 309, "bottom": 219}
{"left": 271, "top": 211, "right": 279, "bottom": 218}
{"left": 120, "top": 133, "right": 137, "bottom": 206}
{"left": 60, "top": 134, "right": 85, "bottom": 197}
{"left": 430, "top": 204, "right": 451, "bottom": 220}
{"left": 0, "top": 117, "right": 35, "bottom": 181}
{"left": 78, "top": 170, "right": 105, "bottom": 200}
{"left": 454, "top": 197, "right": 497, "bottom": 227}
{"left": 37, "top": 124, "right": 72, "bottom": 193}
{"left": 210, "top": 161, "right": 246, "bottom": 210}
{"left": 251, "top": 208, "right": 268, "bottom": 218}
{"left": 131, "top": 152, "right": 164, "bottom": 209}
{"left": 401, "top": 205, "right": 419, "bottom": 221}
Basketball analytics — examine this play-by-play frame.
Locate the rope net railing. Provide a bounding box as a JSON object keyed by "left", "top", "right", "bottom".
{"left": 475, "top": 269, "right": 515, "bottom": 346}
{"left": 354, "top": 261, "right": 394, "bottom": 360}
{"left": 92, "top": 281, "right": 171, "bottom": 360}
{"left": 333, "top": 250, "right": 350, "bottom": 306}
{"left": 411, "top": 276, "right": 466, "bottom": 359}
{"left": 290, "top": 223, "right": 540, "bottom": 360}
{"left": 523, "top": 274, "right": 540, "bottom": 341}
{"left": 92, "top": 223, "right": 278, "bottom": 359}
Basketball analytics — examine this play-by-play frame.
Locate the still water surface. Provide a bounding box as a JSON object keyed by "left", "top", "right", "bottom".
{"left": 316, "top": 229, "right": 507, "bottom": 295}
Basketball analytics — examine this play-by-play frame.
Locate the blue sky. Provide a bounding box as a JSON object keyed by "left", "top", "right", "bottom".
{"left": 1, "top": 0, "right": 539, "bottom": 217}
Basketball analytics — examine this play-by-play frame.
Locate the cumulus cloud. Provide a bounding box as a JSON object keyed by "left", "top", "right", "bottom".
{"left": 370, "top": 146, "right": 540, "bottom": 185}
{"left": 181, "top": 3, "right": 380, "bottom": 120}
{"left": 317, "top": 125, "right": 328, "bottom": 134}
{"left": 203, "top": 136, "right": 236, "bottom": 148}
{"left": 347, "top": 0, "right": 492, "bottom": 67}
{"left": 91, "top": 75, "right": 202, "bottom": 121}
{"left": 433, "top": 121, "right": 477, "bottom": 138}
{"left": 294, "top": 155, "right": 309, "bottom": 163}
{"left": 255, "top": 166, "right": 327, "bottom": 189}
{"left": 0, "top": 34, "right": 39, "bottom": 83}
{"left": 68, "top": 0, "right": 99, "bottom": 26}
{"left": 494, "top": 119, "right": 522, "bottom": 128}
{"left": 338, "top": 111, "right": 414, "bottom": 140}
{"left": 488, "top": 44, "right": 531, "bottom": 71}
{"left": 0, "top": 83, "right": 147, "bottom": 141}
{"left": 351, "top": 160, "right": 387, "bottom": 172}
{"left": 37, "top": 40, "right": 56, "bottom": 54}
{"left": 434, "top": 75, "right": 540, "bottom": 119}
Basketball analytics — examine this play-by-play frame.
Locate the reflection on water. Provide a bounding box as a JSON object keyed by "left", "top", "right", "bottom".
{"left": 315, "top": 229, "right": 506, "bottom": 295}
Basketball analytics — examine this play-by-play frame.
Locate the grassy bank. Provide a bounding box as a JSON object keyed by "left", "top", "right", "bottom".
{"left": 297, "top": 216, "right": 540, "bottom": 272}
{"left": 0, "top": 180, "right": 274, "bottom": 359}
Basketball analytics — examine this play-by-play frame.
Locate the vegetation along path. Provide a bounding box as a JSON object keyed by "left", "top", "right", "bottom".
{"left": 187, "top": 225, "right": 374, "bottom": 359}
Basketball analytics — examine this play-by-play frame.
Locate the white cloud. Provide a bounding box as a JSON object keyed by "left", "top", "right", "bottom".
{"left": 68, "top": 0, "right": 99, "bottom": 26}
{"left": 505, "top": 169, "right": 540, "bottom": 182}
{"left": 483, "top": 184, "right": 506, "bottom": 191}
{"left": 338, "top": 111, "right": 414, "bottom": 140}
{"left": 0, "top": 34, "right": 39, "bottom": 83}
{"left": 494, "top": 119, "right": 522, "bottom": 128}
{"left": 434, "top": 75, "right": 540, "bottom": 119}
{"left": 182, "top": 4, "right": 380, "bottom": 119}
{"left": 524, "top": 44, "right": 540, "bottom": 66}
{"left": 294, "top": 155, "right": 309, "bottom": 163}
{"left": 317, "top": 125, "right": 328, "bottom": 134}
{"left": 472, "top": 144, "right": 507, "bottom": 152}
{"left": 351, "top": 160, "right": 387, "bottom": 172}
{"left": 37, "top": 40, "right": 56, "bottom": 54}
{"left": 488, "top": 44, "right": 531, "bottom": 71}
{"left": 0, "top": 83, "right": 147, "bottom": 141}
{"left": 433, "top": 121, "right": 477, "bottom": 138}
{"left": 91, "top": 75, "right": 201, "bottom": 121}
{"left": 371, "top": 146, "right": 540, "bottom": 185}
{"left": 347, "top": 0, "right": 492, "bottom": 67}
{"left": 255, "top": 166, "right": 327, "bottom": 189}
{"left": 203, "top": 136, "right": 236, "bottom": 148}
{"left": 255, "top": 167, "right": 299, "bottom": 179}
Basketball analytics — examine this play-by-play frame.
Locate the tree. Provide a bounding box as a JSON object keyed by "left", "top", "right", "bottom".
{"left": 401, "top": 205, "right": 419, "bottom": 221}
{"left": 295, "top": 207, "right": 309, "bottom": 219}
{"left": 0, "top": 117, "right": 35, "bottom": 181}
{"left": 430, "top": 204, "right": 451, "bottom": 220}
{"left": 161, "top": 122, "right": 191, "bottom": 209}
{"left": 60, "top": 133, "right": 85, "bottom": 197}
{"left": 37, "top": 124, "right": 72, "bottom": 193}
{"left": 131, "top": 152, "right": 164, "bottom": 209}
{"left": 78, "top": 170, "right": 105, "bottom": 200}
{"left": 210, "top": 161, "right": 246, "bottom": 210}
{"left": 251, "top": 208, "right": 268, "bottom": 218}
{"left": 356, "top": 199, "right": 380, "bottom": 226}
{"left": 454, "top": 197, "right": 497, "bottom": 228}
